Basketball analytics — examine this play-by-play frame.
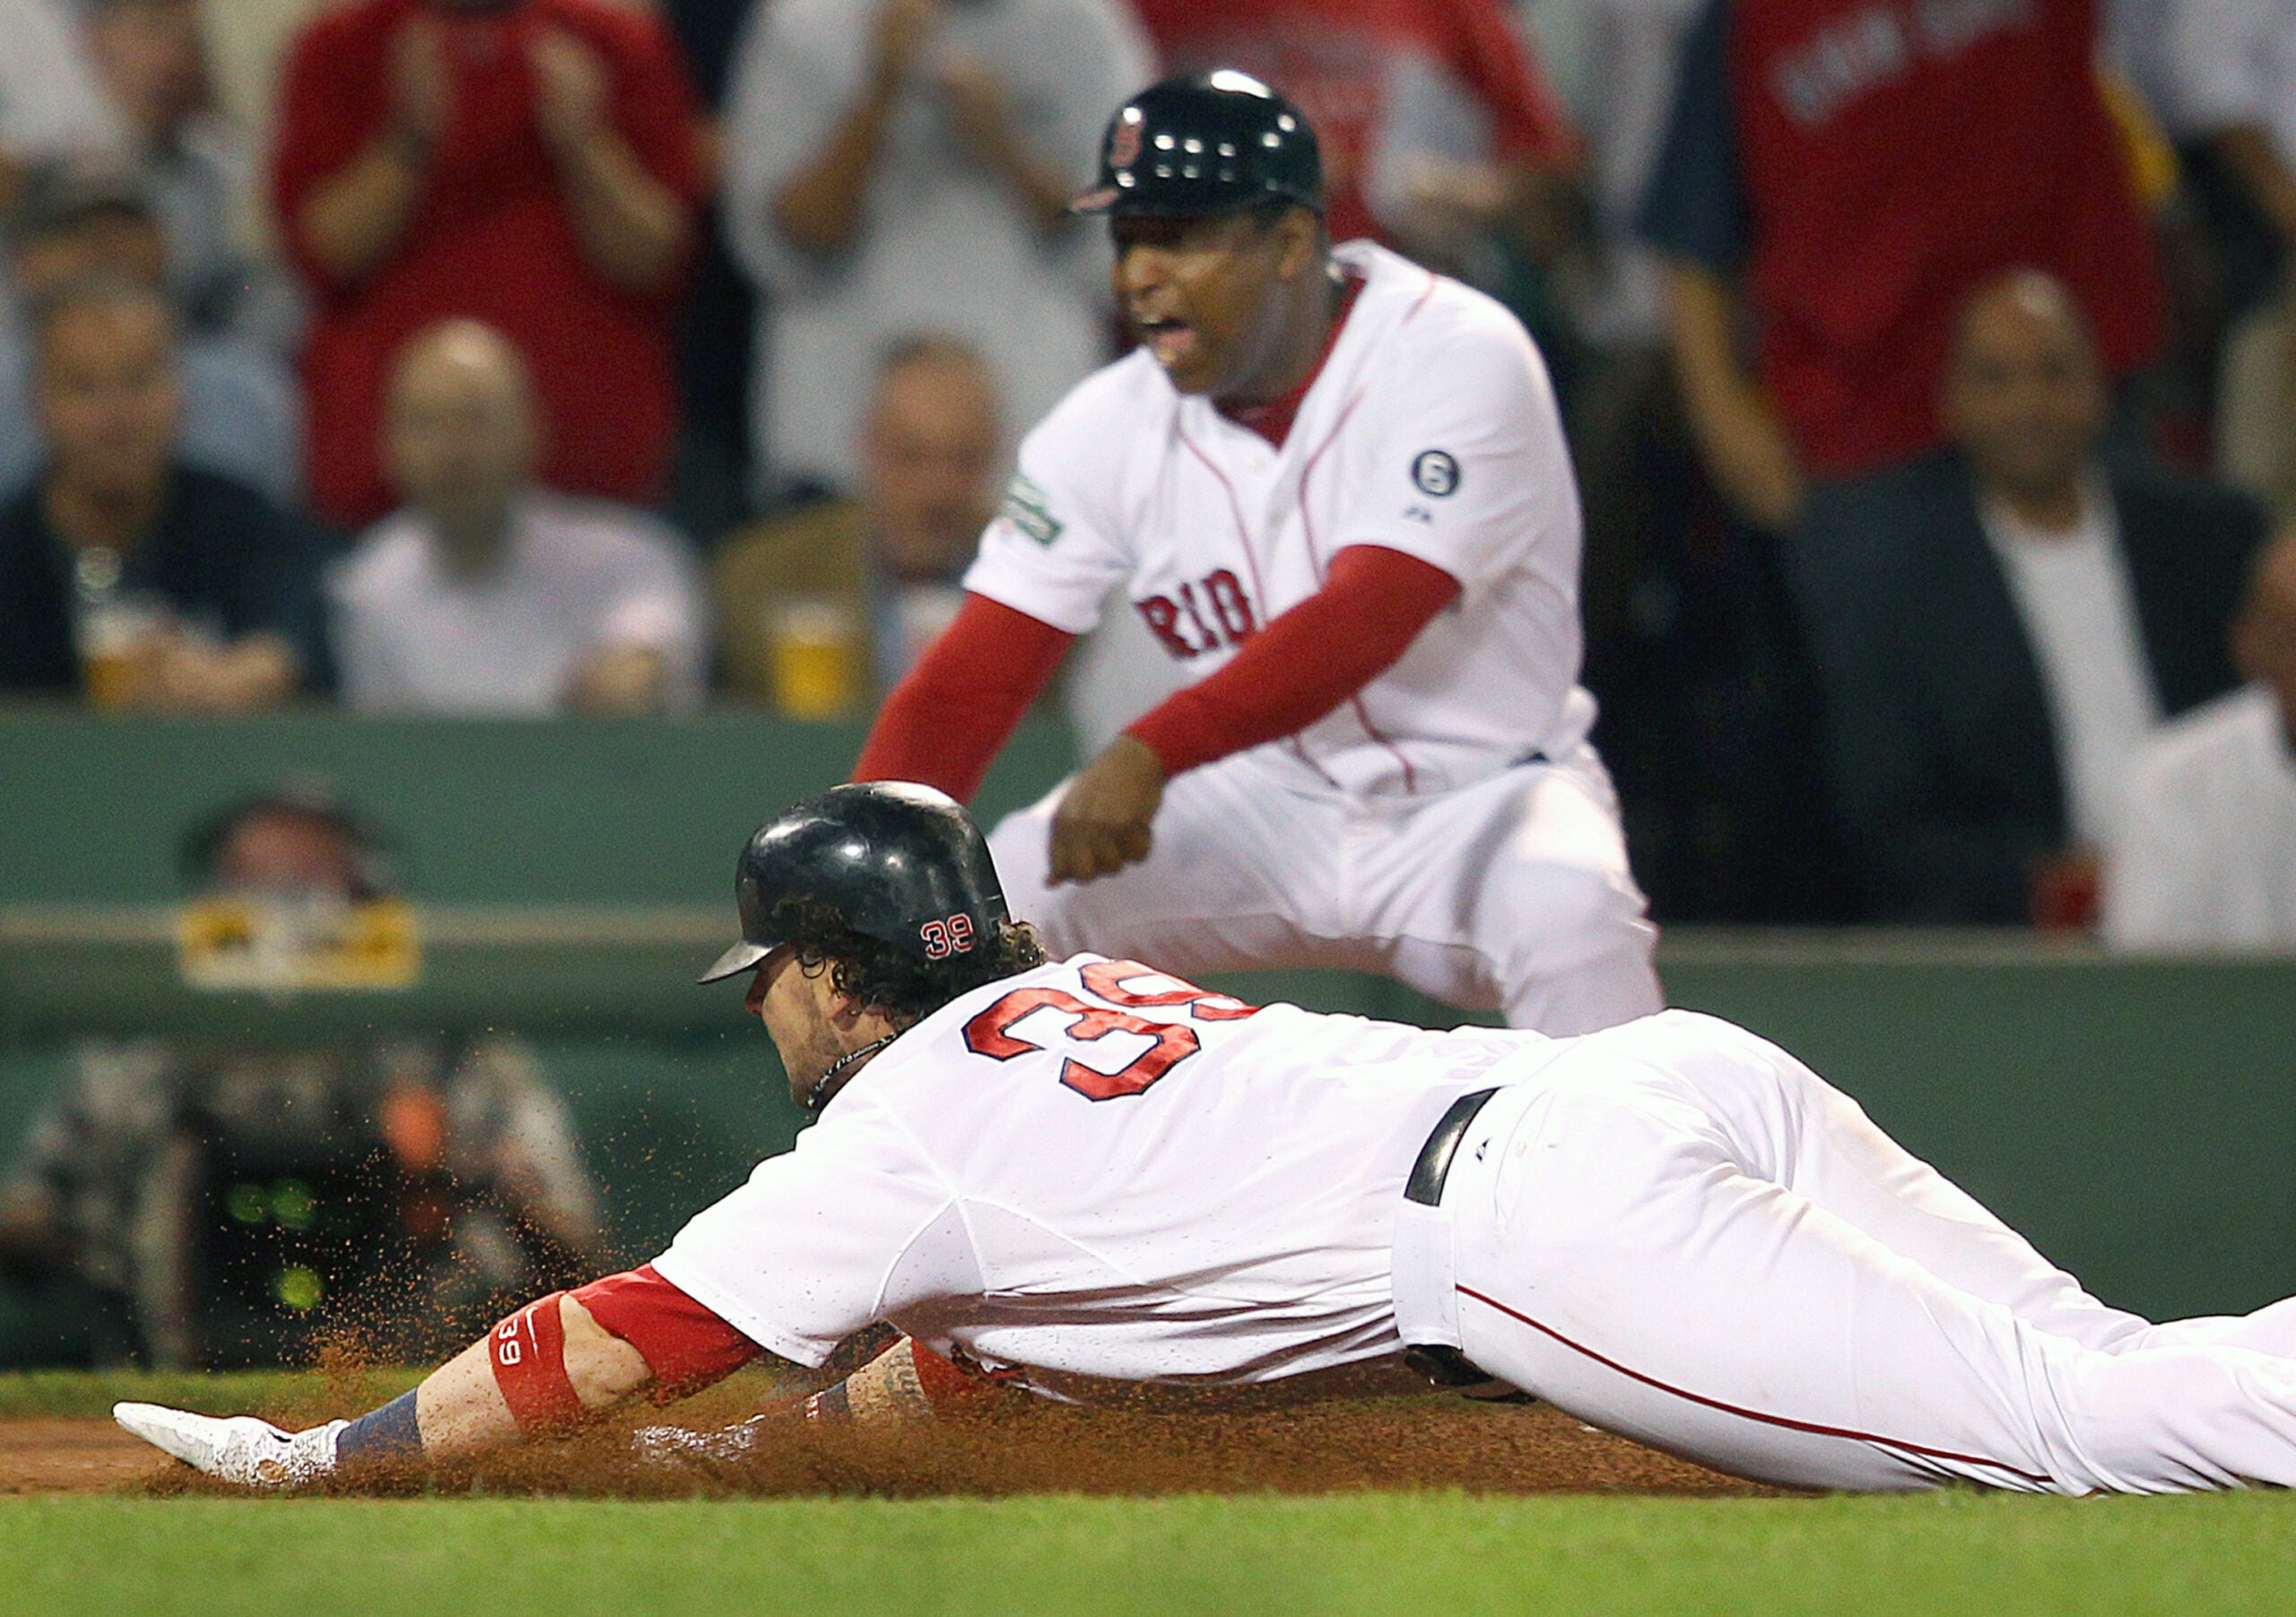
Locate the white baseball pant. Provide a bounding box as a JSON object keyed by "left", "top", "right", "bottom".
{"left": 987, "top": 745, "right": 1662, "bottom": 1036}
{"left": 1418, "top": 1012, "right": 2296, "bottom": 1492}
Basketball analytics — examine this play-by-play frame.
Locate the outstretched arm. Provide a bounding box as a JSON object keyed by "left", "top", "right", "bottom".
{"left": 404, "top": 1293, "right": 648, "bottom": 1458}
{"left": 117, "top": 1265, "right": 764, "bottom": 1482}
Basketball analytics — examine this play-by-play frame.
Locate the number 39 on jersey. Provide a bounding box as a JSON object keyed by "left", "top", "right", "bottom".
{"left": 961, "top": 961, "right": 1257, "bottom": 1100}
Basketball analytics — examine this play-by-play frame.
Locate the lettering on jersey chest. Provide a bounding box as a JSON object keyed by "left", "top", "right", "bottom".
{"left": 1127, "top": 416, "right": 1353, "bottom": 663}
{"left": 1135, "top": 569, "right": 1257, "bottom": 660}
{"left": 962, "top": 961, "right": 1257, "bottom": 1101}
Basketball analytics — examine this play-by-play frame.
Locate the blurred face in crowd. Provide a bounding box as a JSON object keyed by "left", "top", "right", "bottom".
{"left": 213, "top": 808, "right": 365, "bottom": 903}
{"left": 12, "top": 206, "right": 170, "bottom": 303}
{"left": 1941, "top": 272, "right": 2108, "bottom": 512}
{"left": 2234, "top": 535, "right": 2296, "bottom": 737}
{"left": 385, "top": 321, "right": 541, "bottom": 568}
{"left": 88, "top": 0, "right": 207, "bottom": 146}
{"left": 1112, "top": 204, "right": 1326, "bottom": 401}
{"left": 35, "top": 290, "right": 182, "bottom": 503}
{"left": 861, "top": 346, "right": 1001, "bottom": 582}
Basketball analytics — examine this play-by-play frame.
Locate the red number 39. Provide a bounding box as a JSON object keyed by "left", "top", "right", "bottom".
{"left": 920, "top": 914, "right": 976, "bottom": 959}
{"left": 961, "top": 961, "right": 1256, "bottom": 1100}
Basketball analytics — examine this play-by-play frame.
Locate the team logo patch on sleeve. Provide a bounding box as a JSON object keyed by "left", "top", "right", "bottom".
{"left": 1000, "top": 473, "right": 1065, "bottom": 545}
{"left": 1412, "top": 450, "right": 1461, "bottom": 497}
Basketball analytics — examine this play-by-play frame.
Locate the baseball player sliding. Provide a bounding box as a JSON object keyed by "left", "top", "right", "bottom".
{"left": 117, "top": 785, "right": 2296, "bottom": 1494}
{"left": 852, "top": 71, "right": 1660, "bottom": 1036}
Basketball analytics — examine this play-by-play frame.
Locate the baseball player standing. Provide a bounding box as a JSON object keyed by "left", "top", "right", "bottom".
{"left": 118, "top": 785, "right": 2296, "bottom": 1495}
{"left": 852, "top": 71, "right": 1660, "bottom": 1036}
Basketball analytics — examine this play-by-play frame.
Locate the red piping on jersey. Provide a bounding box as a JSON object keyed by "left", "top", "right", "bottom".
{"left": 1455, "top": 1285, "right": 2056, "bottom": 1488}
{"left": 1126, "top": 546, "right": 1460, "bottom": 778}
{"left": 1287, "top": 733, "right": 1343, "bottom": 788}
{"left": 853, "top": 593, "right": 1074, "bottom": 800}
{"left": 1402, "top": 268, "right": 1440, "bottom": 326}
{"left": 1289, "top": 390, "right": 1370, "bottom": 789}
{"left": 1292, "top": 396, "right": 1421, "bottom": 794}
{"left": 1178, "top": 267, "right": 1364, "bottom": 629}
{"left": 1178, "top": 423, "right": 1272, "bottom": 635}
{"left": 1293, "top": 391, "right": 1368, "bottom": 581}
{"left": 1349, "top": 693, "right": 1417, "bottom": 794}
{"left": 1176, "top": 416, "right": 1342, "bottom": 786}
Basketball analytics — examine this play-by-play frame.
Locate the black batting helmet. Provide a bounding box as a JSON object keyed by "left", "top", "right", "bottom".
{"left": 1072, "top": 70, "right": 1322, "bottom": 220}
{"left": 699, "top": 782, "right": 1010, "bottom": 984}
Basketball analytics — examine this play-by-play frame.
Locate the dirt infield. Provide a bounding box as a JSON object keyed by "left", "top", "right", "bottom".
{"left": 0, "top": 1420, "right": 167, "bottom": 1495}
{"left": 8, "top": 1397, "right": 1772, "bottom": 1499}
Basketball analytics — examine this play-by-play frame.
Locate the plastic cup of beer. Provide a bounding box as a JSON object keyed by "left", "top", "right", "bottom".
{"left": 768, "top": 596, "right": 862, "bottom": 720}
{"left": 78, "top": 596, "right": 166, "bottom": 710}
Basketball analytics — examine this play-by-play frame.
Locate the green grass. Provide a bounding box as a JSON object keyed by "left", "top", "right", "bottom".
{"left": 10, "top": 1372, "right": 2292, "bottom": 1615}
{"left": 0, "top": 1368, "right": 422, "bottom": 1422}
{"left": 3, "top": 1492, "right": 2292, "bottom": 1616}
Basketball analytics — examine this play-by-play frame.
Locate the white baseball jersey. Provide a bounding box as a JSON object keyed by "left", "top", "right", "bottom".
{"left": 964, "top": 240, "right": 1596, "bottom": 798}
{"left": 649, "top": 954, "right": 1548, "bottom": 1384}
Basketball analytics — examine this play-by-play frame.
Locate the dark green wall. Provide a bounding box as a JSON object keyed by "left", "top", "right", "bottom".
{"left": 0, "top": 709, "right": 1075, "bottom": 906}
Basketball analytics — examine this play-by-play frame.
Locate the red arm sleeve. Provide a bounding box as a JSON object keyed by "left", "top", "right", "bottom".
{"left": 269, "top": 14, "right": 390, "bottom": 294}
{"left": 851, "top": 593, "right": 1074, "bottom": 801}
{"left": 1124, "top": 545, "right": 1461, "bottom": 778}
{"left": 571, "top": 1263, "right": 759, "bottom": 1401}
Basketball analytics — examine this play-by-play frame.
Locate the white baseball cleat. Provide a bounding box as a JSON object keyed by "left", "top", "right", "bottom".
{"left": 113, "top": 1402, "right": 342, "bottom": 1487}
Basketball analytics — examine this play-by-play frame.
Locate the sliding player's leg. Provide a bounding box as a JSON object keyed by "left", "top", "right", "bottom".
{"left": 1443, "top": 1063, "right": 2296, "bottom": 1493}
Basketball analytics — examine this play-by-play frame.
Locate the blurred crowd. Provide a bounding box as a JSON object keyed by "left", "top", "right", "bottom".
{"left": 0, "top": 0, "right": 2292, "bottom": 944}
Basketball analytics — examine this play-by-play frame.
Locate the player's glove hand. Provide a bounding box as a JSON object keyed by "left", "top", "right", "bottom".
{"left": 632, "top": 1413, "right": 774, "bottom": 1467}
{"left": 114, "top": 1401, "right": 344, "bottom": 1488}
{"left": 1048, "top": 735, "right": 1164, "bottom": 884}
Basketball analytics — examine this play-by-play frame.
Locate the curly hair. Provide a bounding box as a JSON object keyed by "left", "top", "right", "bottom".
{"left": 777, "top": 897, "right": 1048, "bottom": 1027}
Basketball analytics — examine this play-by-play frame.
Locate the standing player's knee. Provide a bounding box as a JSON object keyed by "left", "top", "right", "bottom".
{"left": 1492, "top": 857, "right": 1650, "bottom": 977}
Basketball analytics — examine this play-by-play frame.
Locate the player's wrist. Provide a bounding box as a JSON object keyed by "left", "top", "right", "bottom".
{"left": 1123, "top": 705, "right": 1218, "bottom": 780}
{"left": 803, "top": 1336, "right": 1018, "bottom": 1425}
{"left": 333, "top": 1392, "right": 418, "bottom": 1466}
{"left": 1109, "top": 730, "right": 1169, "bottom": 779}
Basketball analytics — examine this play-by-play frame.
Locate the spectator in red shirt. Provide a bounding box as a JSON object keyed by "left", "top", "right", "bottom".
{"left": 1636, "top": 0, "right": 2163, "bottom": 531}
{"left": 1131, "top": 0, "right": 1578, "bottom": 250}
{"left": 272, "top": 0, "right": 702, "bottom": 529}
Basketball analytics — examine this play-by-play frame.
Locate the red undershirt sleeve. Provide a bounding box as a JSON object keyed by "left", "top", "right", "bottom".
{"left": 1124, "top": 545, "right": 1463, "bottom": 778}
{"left": 851, "top": 592, "right": 1075, "bottom": 802}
